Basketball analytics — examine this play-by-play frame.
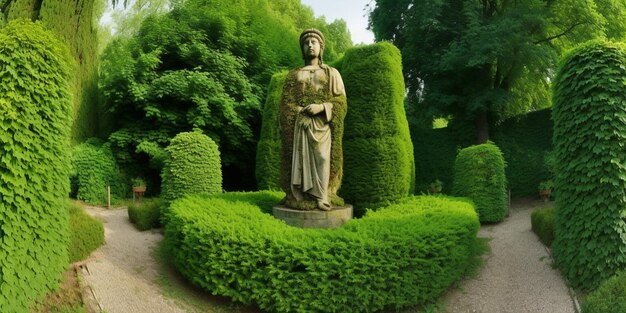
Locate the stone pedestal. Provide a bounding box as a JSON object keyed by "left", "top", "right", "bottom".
{"left": 273, "top": 205, "right": 353, "bottom": 229}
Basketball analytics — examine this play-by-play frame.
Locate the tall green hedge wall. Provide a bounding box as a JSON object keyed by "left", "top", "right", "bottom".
{"left": 552, "top": 40, "right": 626, "bottom": 289}
{"left": 4, "top": 0, "right": 102, "bottom": 143}
{"left": 339, "top": 42, "right": 415, "bottom": 211}
{"left": 453, "top": 142, "right": 508, "bottom": 223}
{"left": 71, "top": 140, "right": 125, "bottom": 205}
{"left": 255, "top": 71, "right": 286, "bottom": 190}
{"left": 165, "top": 192, "right": 479, "bottom": 313}
{"left": 0, "top": 21, "right": 72, "bottom": 312}
{"left": 161, "top": 132, "right": 222, "bottom": 207}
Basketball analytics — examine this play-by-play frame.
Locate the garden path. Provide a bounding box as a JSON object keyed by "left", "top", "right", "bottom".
{"left": 442, "top": 200, "right": 577, "bottom": 313}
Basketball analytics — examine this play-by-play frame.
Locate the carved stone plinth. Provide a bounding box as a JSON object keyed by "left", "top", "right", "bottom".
{"left": 272, "top": 205, "right": 353, "bottom": 229}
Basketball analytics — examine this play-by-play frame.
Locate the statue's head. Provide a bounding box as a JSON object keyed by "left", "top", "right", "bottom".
{"left": 300, "top": 28, "right": 325, "bottom": 64}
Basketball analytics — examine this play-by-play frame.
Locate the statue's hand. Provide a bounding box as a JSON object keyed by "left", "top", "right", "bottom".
{"left": 303, "top": 104, "right": 324, "bottom": 116}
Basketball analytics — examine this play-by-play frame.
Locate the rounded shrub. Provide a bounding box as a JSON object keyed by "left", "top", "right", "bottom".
{"left": 161, "top": 131, "right": 222, "bottom": 206}
{"left": 452, "top": 142, "right": 508, "bottom": 223}
{"left": 165, "top": 192, "right": 480, "bottom": 313}
{"left": 71, "top": 139, "right": 125, "bottom": 205}
{"left": 530, "top": 206, "right": 555, "bottom": 247}
{"left": 339, "top": 42, "right": 415, "bottom": 211}
{"left": 68, "top": 202, "right": 104, "bottom": 263}
{"left": 581, "top": 271, "right": 626, "bottom": 313}
{"left": 255, "top": 71, "right": 287, "bottom": 190}
{"left": 128, "top": 198, "right": 162, "bottom": 231}
{"left": 0, "top": 21, "right": 72, "bottom": 312}
{"left": 551, "top": 40, "right": 626, "bottom": 289}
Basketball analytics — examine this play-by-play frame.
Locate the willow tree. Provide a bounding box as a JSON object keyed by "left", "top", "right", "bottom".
{"left": 0, "top": 0, "right": 106, "bottom": 143}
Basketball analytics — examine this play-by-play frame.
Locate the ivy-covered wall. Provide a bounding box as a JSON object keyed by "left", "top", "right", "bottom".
{"left": 0, "top": 21, "right": 72, "bottom": 312}
{"left": 339, "top": 42, "right": 415, "bottom": 212}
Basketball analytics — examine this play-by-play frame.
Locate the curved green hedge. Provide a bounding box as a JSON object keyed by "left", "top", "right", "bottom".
{"left": 255, "top": 72, "right": 286, "bottom": 190}
{"left": 552, "top": 40, "right": 626, "bottom": 289}
{"left": 452, "top": 142, "right": 508, "bottom": 223}
{"left": 340, "top": 42, "right": 415, "bottom": 211}
{"left": 165, "top": 192, "right": 479, "bottom": 313}
{"left": 581, "top": 271, "right": 626, "bottom": 313}
{"left": 68, "top": 202, "right": 104, "bottom": 263}
{"left": 128, "top": 198, "right": 163, "bottom": 231}
{"left": 530, "top": 206, "right": 555, "bottom": 247}
{"left": 0, "top": 21, "right": 72, "bottom": 312}
{"left": 71, "top": 140, "right": 125, "bottom": 204}
{"left": 161, "top": 131, "right": 222, "bottom": 206}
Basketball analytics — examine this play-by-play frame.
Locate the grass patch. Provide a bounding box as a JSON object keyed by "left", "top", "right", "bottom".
{"left": 30, "top": 268, "right": 89, "bottom": 313}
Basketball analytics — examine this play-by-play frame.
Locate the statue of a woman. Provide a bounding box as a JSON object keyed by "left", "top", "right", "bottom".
{"left": 280, "top": 29, "right": 347, "bottom": 211}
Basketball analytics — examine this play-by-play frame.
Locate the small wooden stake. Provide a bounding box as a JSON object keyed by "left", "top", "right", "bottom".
{"left": 107, "top": 186, "right": 111, "bottom": 209}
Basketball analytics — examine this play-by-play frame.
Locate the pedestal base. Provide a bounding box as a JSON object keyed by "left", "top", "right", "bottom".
{"left": 272, "top": 205, "right": 353, "bottom": 229}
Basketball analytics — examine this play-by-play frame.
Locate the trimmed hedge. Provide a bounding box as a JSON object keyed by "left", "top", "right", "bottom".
{"left": 68, "top": 202, "right": 104, "bottom": 263}
{"left": 165, "top": 192, "right": 480, "bottom": 313}
{"left": 340, "top": 42, "right": 415, "bottom": 211}
{"left": 70, "top": 139, "right": 125, "bottom": 204}
{"left": 552, "top": 40, "right": 626, "bottom": 289}
{"left": 161, "top": 131, "right": 222, "bottom": 206}
{"left": 581, "top": 271, "right": 626, "bottom": 313}
{"left": 128, "top": 198, "right": 162, "bottom": 231}
{"left": 255, "top": 72, "right": 286, "bottom": 190}
{"left": 453, "top": 142, "right": 508, "bottom": 223}
{"left": 0, "top": 21, "right": 72, "bottom": 312}
{"left": 530, "top": 207, "right": 555, "bottom": 247}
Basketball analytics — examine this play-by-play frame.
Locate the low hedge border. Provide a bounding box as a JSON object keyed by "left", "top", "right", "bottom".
{"left": 68, "top": 202, "right": 104, "bottom": 263}
{"left": 165, "top": 191, "right": 480, "bottom": 313}
{"left": 530, "top": 207, "right": 555, "bottom": 247}
{"left": 128, "top": 198, "right": 162, "bottom": 231}
{"left": 581, "top": 271, "right": 626, "bottom": 313}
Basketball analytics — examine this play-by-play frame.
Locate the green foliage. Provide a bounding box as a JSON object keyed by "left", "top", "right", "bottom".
{"left": 531, "top": 207, "right": 555, "bottom": 247}
{"left": 551, "top": 40, "right": 626, "bottom": 290}
{"left": 369, "top": 0, "right": 626, "bottom": 139}
{"left": 581, "top": 271, "right": 626, "bottom": 313}
{"left": 255, "top": 72, "right": 286, "bottom": 190}
{"left": 453, "top": 142, "right": 508, "bottom": 223}
{"left": 161, "top": 132, "right": 222, "bottom": 207}
{"left": 70, "top": 140, "right": 125, "bottom": 205}
{"left": 165, "top": 192, "right": 479, "bottom": 313}
{"left": 0, "top": 20, "right": 72, "bottom": 312}
{"left": 128, "top": 198, "right": 162, "bottom": 231}
{"left": 491, "top": 109, "right": 553, "bottom": 197}
{"left": 100, "top": 0, "right": 353, "bottom": 191}
{"left": 339, "top": 42, "right": 415, "bottom": 211}
{"left": 68, "top": 202, "right": 104, "bottom": 263}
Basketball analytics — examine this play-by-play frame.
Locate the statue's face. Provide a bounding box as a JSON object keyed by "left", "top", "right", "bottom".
{"left": 302, "top": 36, "right": 321, "bottom": 59}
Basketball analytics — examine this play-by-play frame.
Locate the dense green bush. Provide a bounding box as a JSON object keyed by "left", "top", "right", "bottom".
{"left": 255, "top": 72, "right": 287, "bottom": 190}
{"left": 128, "top": 198, "right": 162, "bottom": 231}
{"left": 0, "top": 21, "right": 72, "bottom": 312}
{"left": 530, "top": 207, "right": 555, "bottom": 247}
{"left": 581, "top": 271, "right": 626, "bottom": 313}
{"left": 453, "top": 142, "right": 508, "bottom": 223}
{"left": 161, "top": 132, "right": 222, "bottom": 207}
{"left": 552, "top": 40, "right": 626, "bottom": 289}
{"left": 70, "top": 139, "right": 125, "bottom": 204}
{"left": 165, "top": 192, "right": 480, "bottom": 313}
{"left": 340, "top": 42, "right": 415, "bottom": 211}
{"left": 68, "top": 202, "right": 104, "bottom": 263}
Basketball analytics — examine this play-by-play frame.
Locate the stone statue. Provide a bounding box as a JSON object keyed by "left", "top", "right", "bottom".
{"left": 279, "top": 28, "right": 347, "bottom": 211}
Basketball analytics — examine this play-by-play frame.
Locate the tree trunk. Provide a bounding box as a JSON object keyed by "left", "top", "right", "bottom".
{"left": 475, "top": 110, "right": 489, "bottom": 144}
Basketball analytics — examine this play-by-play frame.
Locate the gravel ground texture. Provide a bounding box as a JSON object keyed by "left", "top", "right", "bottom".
{"left": 442, "top": 201, "right": 577, "bottom": 313}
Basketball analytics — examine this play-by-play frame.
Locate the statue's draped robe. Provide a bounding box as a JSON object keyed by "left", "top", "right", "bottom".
{"left": 280, "top": 65, "right": 346, "bottom": 209}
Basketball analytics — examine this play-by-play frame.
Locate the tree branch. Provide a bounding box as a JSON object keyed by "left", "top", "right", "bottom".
{"left": 534, "top": 21, "right": 585, "bottom": 44}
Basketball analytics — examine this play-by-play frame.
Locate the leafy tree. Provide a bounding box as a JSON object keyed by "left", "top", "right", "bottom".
{"left": 100, "top": 0, "right": 352, "bottom": 190}
{"left": 369, "top": 0, "right": 626, "bottom": 143}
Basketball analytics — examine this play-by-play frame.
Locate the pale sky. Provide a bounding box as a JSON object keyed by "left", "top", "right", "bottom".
{"left": 301, "top": 0, "right": 375, "bottom": 44}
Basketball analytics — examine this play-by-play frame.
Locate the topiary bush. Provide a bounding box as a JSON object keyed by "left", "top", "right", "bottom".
{"left": 165, "top": 192, "right": 480, "bottom": 313}
{"left": 161, "top": 131, "right": 222, "bottom": 207}
{"left": 255, "top": 72, "right": 287, "bottom": 190}
{"left": 581, "top": 271, "right": 626, "bottom": 313}
{"left": 0, "top": 21, "right": 73, "bottom": 312}
{"left": 128, "top": 198, "right": 162, "bottom": 231}
{"left": 339, "top": 42, "right": 415, "bottom": 212}
{"left": 452, "top": 142, "right": 508, "bottom": 223}
{"left": 68, "top": 202, "right": 104, "bottom": 263}
{"left": 530, "top": 206, "right": 555, "bottom": 247}
{"left": 70, "top": 139, "right": 126, "bottom": 205}
{"left": 552, "top": 40, "right": 626, "bottom": 290}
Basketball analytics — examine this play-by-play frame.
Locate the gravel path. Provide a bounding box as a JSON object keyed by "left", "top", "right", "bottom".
{"left": 81, "top": 206, "right": 185, "bottom": 313}
{"left": 442, "top": 203, "right": 577, "bottom": 313}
